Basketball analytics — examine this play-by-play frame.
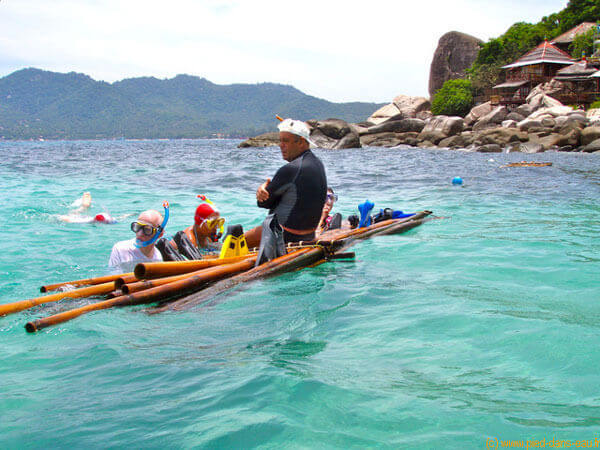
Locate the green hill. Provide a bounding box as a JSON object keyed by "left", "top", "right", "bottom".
{"left": 0, "top": 68, "right": 384, "bottom": 139}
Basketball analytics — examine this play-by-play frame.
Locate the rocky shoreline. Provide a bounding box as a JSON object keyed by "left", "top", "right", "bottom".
{"left": 239, "top": 85, "right": 600, "bottom": 154}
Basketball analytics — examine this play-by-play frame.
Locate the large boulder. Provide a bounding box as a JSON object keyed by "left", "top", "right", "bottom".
{"left": 310, "top": 128, "right": 360, "bottom": 149}
{"left": 528, "top": 105, "right": 573, "bottom": 120}
{"left": 238, "top": 132, "right": 279, "bottom": 148}
{"left": 586, "top": 108, "right": 600, "bottom": 125}
{"left": 309, "top": 129, "right": 337, "bottom": 149}
{"left": 583, "top": 138, "right": 600, "bottom": 153}
{"left": 502, "top": 120, "right": 518, "bottom": 129}
{"left": 421, "top": 115, "right": 464, "bottom": 137}
{"left": 517, "top": 118, "right": 544, "bottom": 132}
{"left": 307, "top": 118, "right": 360, "bottom": 149}
{"left": 417, "top": 130, "right": 447, "bottom": 145}
{"left": 554, "top": 115, "right": 587, "bottom": 131}
{"left": 527, "top": 133, "right": 563, "bottom": 150}
{"left": 439, "top": 132, "right": 475, "bottom": 148}
{"left": 367, "top": 103, "right": 402, "bottom": 125}
{"left": 474, "top": 127, "right": 527, "bottom": 146}
{"left": 438, "top": 135, "right": 465, "bottom": 148}
{"left": 526, "top": 79, "right": 566, "bottom": 101}
{"left": 464, "top": 101, "right": 493, "bottom": 126}
{"left": 472, "top": 106, "right": 508, "bottom": 131}
{"left": 581, "top": 126, "right": 600, "bottom": 146}
{"left": 516, "top": 104, "right": 534, "bottom": 117}
{"left": 505, "top": 112, "right": 526, "bottom": 122}
{"left": 367, "top": 96, "right": 431, "bottom": 124}
{"left": 554, "top": 129, "right": 581, "bottom": 147}
{"left": 482, "top": 105, "right": 508, "bottom": 124}
{"left": 477, "top": 144, "right": 503, "bottom": 153}
{"left": 416, "top": 110, "right": 433, "bottom": 121}
{"left": 361, "top": 132, "right": 419, "bottom": 148}
{"left": 333, "top": 132, "right": 361, "bottom": 149}
{"left": 392, "top": 95, "right": 431, "bottom": 118}
{"left": 541, "top": 117, "right": 557, "bottom": 128}
{"left": 348, "top": 122, "right": 371, "bottom": 136}
{"left": 567, "top": 110, "right": 587, "bottom": 120}
{"left": 528, "top": 93, "right": 563, "bottom": 111}
{"left": 472, "top": 122, "right": 501, "bottom": 133}
{"left": 428, "top": 31, "right": 482, "bottom": 97}
{"left": 366, "top": 118, "right": 426, "bottom": 134}
{"left": 308, "top": 118, "right": 351, "bottom": 140}
{"left": 516, "top": 142, "right": 545, "bottom": 153}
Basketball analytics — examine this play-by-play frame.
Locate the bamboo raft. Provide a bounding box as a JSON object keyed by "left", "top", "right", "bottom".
{"left": 0, "top": 211, "right": 432, "bottom": 332}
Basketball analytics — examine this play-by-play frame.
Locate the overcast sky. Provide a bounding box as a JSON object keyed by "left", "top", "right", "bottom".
{"left": 1, "top": 0, "right": 568, "bottom": 103}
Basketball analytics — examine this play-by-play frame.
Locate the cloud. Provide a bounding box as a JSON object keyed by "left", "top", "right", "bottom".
{"left": 0, "top": 0, "right": 568, "bottom": 102}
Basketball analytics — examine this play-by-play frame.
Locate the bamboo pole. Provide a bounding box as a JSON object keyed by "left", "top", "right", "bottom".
{"left": 106, "top": 290, "right": 123, "bottom": 299}
{"left": 150, "top": 213, "right": 432, "bottom": 313}
{"left": 327, "top": 252, "right": 355, "bottom": 260}
{"left": 0, "top": 281, "right": 118, "bottom": 317}
{"left": 25, "top": 258, "right": 256, "bottom": 332}
{"left": 40, "top": 272, "right": 134, "bottom": 293}
{"left": 314, "top": 211, "right": 430, "bottom": 247}
{"left": 134, "top": 254, "right": 257, "bottom": 279}
{"left": 122, "top": 255, "right": 258, "bottom": 294}
{"left": 150, "top": 247, "right": 321, "bottom": 313}
{"left": 113, "top": 274, "right": 140, "bottom": 290}
{"left": 375, "top": 218, "right": 426, "bottom": 236}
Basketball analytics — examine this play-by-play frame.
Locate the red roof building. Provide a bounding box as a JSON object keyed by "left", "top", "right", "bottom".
{"left": 492, "top": 41, "right": 575, "bottom": 105}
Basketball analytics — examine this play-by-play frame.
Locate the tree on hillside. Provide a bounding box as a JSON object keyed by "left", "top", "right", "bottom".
{"left": 467, "top": 22, "right": 547, "bottom": 94}
{"left": 431, "top": 79, "right": 474, "bottom": 117}
{"left": 570, "top": 28, "right": 597, "bottom": 59}
{"left": 467, "top": 0, "right": 600, "bottom": 93}
{"left": 554, "top": 0, "right": 600, "bottom": 33}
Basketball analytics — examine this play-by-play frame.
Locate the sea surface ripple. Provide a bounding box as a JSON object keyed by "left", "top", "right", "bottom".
{"left": 0, "top": 140, "right": 599, "bottom": 448}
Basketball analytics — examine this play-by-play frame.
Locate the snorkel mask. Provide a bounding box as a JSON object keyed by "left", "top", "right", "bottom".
{"left": 198, "top": 194, "right": 224, "bottom": 236}
{"left": 134, "top": 201, "right": 170, "bottom": 248}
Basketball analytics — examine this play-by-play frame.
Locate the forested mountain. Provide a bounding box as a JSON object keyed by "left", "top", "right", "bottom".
{"left": 0, "top": 68, "right": 383, "bottom": 139}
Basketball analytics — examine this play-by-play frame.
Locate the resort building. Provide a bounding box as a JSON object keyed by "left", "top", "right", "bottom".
{"left": 491, "top": 41, "right": 574, "bottom": 105}
{"left": 554, "top": 58, "right": 600, "bottom": 105}
{"left": 489, "top": 23, "right": 600, "bottom": 107}
{"left": 550, "top": 22, "right": 598, "bottom": 54}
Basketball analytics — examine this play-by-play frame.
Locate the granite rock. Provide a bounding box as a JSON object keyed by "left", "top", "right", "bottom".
{"left": 428, "top": 31, "right": 482, "bottom": 97}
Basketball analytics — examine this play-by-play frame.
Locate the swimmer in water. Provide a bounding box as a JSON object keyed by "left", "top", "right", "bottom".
{"left": 58, "top": 192, "right": 116, "bottom": 224}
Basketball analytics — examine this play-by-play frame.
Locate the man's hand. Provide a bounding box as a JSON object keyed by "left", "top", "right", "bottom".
{"left": 256, "top": 178, "right": 271, "bottom": 202}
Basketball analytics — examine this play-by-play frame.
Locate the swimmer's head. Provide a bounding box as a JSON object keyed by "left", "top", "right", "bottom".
{"left": 94, "top": 213, "right": 115, "bottom": 224}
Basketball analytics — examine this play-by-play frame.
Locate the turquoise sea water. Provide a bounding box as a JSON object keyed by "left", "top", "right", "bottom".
{"left": 1, "top": 140, "right": 599, "bottom": 448}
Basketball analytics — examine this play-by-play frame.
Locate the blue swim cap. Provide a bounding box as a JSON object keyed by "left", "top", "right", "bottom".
{"left": 452, "top": 177, "right": 463, "bottom": 185}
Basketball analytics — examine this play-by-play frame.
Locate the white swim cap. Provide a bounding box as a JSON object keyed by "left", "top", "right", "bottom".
{"left": 277, "top": 118, "right": 314, "bottom": 147}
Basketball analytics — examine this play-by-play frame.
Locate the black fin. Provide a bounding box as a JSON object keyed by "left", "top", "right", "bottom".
{"left": 173, "top": 231, "right": 204, "bottom": 260}
{"left": 347, "top": 214, "right": 359, "bottom": 229}
{"left": 156, "top": 237, "right": 186, "bottom": 261}
{"left": 328, "top": 213, "right": 342, "bottom": 230}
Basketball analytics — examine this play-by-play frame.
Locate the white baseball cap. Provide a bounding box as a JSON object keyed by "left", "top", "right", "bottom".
{"left": 277, "top": 118, "right": 315, "bottom": 147}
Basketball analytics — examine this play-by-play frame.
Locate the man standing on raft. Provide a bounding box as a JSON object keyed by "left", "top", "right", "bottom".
{"left": 246, "top": 118, "right": 327, "bottom": 247}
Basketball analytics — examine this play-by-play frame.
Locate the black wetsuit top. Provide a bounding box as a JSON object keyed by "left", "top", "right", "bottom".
{"left": 258, "top": 150, "right": 327, "bottom": 239}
